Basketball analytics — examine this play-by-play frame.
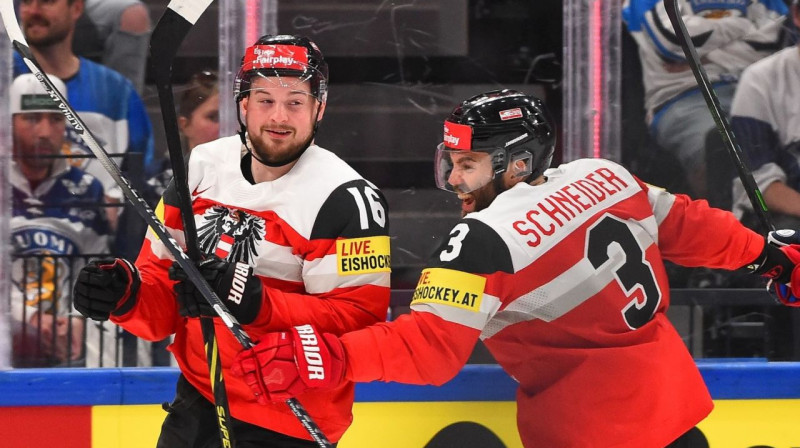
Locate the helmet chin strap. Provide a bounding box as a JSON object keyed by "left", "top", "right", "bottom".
{"left": 236, "top": 100, "right": 324, "bottom": 168}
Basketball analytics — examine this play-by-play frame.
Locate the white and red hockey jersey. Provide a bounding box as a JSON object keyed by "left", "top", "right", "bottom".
{"left": 112, "top": 136, "right": 391, "bottom": 442}
{"left": 341, "top": 158, "right": 765, "bottom": 447}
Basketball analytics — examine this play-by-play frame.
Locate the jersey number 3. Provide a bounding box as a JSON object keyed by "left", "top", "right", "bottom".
{"left": 587, "top": 216, "right": 662, "bottom": 330}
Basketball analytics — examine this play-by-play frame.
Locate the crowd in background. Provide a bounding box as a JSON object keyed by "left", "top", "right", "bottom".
{"left": 8, "top": 0, "right": 218, "bottom": 367}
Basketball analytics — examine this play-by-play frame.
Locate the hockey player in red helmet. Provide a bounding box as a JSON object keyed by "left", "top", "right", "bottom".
{"left": 234, "top": 34, "right": 329, "bottom": 167}
{"left": 230, "top": 89, "right": 800, "bottom": 447}
{"left": 73, "top": 34, "right": 390, "bottom": 446}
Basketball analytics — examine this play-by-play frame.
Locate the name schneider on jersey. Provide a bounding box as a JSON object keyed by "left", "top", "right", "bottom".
{"left": 512, "top": 166, "right": 630, "bottom": 248}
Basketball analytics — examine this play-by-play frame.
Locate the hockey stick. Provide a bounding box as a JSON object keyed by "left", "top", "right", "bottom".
{"left": 662, "top": 0, "right": 775, "bottom": 232}
{"left": 149, "top": 2, "right": 235, "bottom": 447}
{"left": 0, "top": 2, "right": 331, "bottom": 446}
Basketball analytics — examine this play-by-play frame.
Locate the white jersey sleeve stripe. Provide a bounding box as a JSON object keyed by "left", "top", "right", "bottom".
{"left": 646, "top": 185, "right": 675, "bottom": 226}
{"left": 411, "top": 293, "right": 502, "bottom": 331}
{"left": 303, "top": 253, "right": 390, "bottom": 294}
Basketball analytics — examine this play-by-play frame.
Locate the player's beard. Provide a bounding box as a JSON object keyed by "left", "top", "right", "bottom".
{"left": 16, "top": 140, "right": 57, "bottom": 171}
{"left": 249, "top": 125, "right": 314, "bottom": 166}
{"left": 461, "top": 180, "right": 500, "bottom": 217}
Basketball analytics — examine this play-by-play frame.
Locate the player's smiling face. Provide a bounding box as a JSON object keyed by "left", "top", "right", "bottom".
{"left": 241, "top": 76, "right": 325, "bottom": 166}
{"left": 447, "top": 151, "right": 497, "bottom": 216}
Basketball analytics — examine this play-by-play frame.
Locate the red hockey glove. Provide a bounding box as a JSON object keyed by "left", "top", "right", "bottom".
{"left": 231, "top": 324, "right": 346, "bottom": 404}
{"left": 762, "top": 230, "right": 800, "bottom": 307}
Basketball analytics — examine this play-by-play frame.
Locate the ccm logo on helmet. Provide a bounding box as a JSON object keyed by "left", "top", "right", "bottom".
{"left": 295, "top": 324, "right": 325, "bottom": 380}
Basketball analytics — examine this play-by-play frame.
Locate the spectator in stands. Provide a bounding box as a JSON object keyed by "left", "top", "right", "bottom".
{"left": 145, "top": 69, "right": 221, "bottom": 201}
{"left": 622, "top": 0, "right": 787, "bottom": 199}
{"left": 178, "top": 70, "right": 220, "bottom": 153}
{"left": 14, "top": 0, "right": 156, "bottom": 230}
{"left": 730, "top": 0, "right": 800, "bottom": 233}
{"left": 9, "top": 73, "right": 110, "bottom": 367}
{"left": 73, "top": 0, "right": 151, "bottom": 94}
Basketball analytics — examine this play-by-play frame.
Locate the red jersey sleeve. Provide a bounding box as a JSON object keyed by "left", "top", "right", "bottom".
{"left": 638, "top": 178, "right": 765, "bottom": 269}
{"left": 342, "top": 311, "right": 481, "bottom": 385}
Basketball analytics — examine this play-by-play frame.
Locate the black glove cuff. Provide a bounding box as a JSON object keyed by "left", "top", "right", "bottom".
{"left": 110, "top": 259, "right": 141, "bottom": 317}
{"left": 218, "top": 261, "right": 263, "bottom": 325}
{"left": 748, "top": 242, "right": 795, "bottom": 284}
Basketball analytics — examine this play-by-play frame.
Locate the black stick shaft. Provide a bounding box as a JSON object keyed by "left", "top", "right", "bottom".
{"left": 662, "top": 0, "right": 774, "bottom": 232}
{"left": 149, "top": 4, "right": 234, "bottom": 448}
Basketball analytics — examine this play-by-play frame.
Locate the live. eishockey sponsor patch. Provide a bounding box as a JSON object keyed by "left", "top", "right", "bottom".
{"left": 336, "top": 235, "right": 391, "bottom": 275}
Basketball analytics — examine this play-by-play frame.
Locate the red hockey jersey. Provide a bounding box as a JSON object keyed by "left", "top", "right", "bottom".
{"left": 341, "top": 158, "right": 765, "bottom": 447}
{"left": 112, "top": 136, "right": 391, "bottom": 442}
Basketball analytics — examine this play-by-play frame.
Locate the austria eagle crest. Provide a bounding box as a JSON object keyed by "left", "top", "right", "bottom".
{"left": 197, "top": 206, "right": 265, "bottom": 263}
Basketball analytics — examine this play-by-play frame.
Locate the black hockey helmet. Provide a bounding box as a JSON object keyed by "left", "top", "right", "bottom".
{"left": 435, "top": 89, "right": 556, "bottom": 193}
{"left": 233, "top": 34, "right": 329, "bottom": 104}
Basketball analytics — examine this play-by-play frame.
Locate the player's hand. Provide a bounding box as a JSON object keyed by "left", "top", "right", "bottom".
{"left": 168, "top": 257, "right": 263, "bottom": 324}
{"left": 764, "top": 229, "right": 800, "bottom": 307}
{"left": 73, "top": 257, "right": 140, "bottom": 321}
{"left": 231, "top": 324, "right": 346, "bottom": 404}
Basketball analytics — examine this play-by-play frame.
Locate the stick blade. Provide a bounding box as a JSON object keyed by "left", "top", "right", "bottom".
{"left": 0, "top": 1, "right": 25, "bottom": 44}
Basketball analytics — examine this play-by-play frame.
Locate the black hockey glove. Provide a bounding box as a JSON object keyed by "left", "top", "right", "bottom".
{"left": 748, "top": 229, "right": 800, "bottom": 307}
{"left": 73, "top": 257, "right": 141, "bottom": 321}
{"left": 168, "top": 257, "right": 264, "bottom": 325}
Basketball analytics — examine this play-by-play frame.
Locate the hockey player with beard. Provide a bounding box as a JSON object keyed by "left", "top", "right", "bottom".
{"left": 72, "top": 35, "right": 391, "bottom": 446}
{"left": 229, "top": 90, "right": 800, "bottom": 447}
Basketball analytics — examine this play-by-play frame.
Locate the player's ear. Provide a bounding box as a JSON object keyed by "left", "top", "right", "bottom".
{"left": 178, "top": 115, "right": 189, "bottom": 133}
{"left": 314, "top": 99, "right": 326, "bottom": 122}
{"left": 70, "top": 0, "right": 85, "bottom": 21}
{"left": 240, "top": 95, "right": 250, "bottom": 118}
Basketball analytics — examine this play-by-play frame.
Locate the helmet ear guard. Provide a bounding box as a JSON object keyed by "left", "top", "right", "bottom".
{"left": 509, "top": 150, "right": 534, "bottom": 179}
{"left": 489, "top": 149, "right": 507, "bottom": 176}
